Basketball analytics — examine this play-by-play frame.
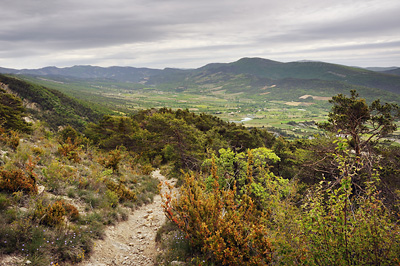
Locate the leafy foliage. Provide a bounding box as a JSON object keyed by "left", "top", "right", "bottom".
{"left": 0, "top": 88, "right": 31, "bottom": 133}
{"left": 58, "top": 137, "right": 82, "bottom": 163}
{"left": 0, "top": 121, "right": 157, "bottom": 264}
{"left": 0, "top": 127, "right": 21, "bottom": 150}
{"left": 0, "top": 74, "right": 102, "bottom": 131}
{"left": 34, "top": 200, "right": 80, "bottom": 227}
{"left": 301, "top": 138, "right": 400, "bottom": 265}
{"left": 163, "top": 162, "right": 273, "bottom": 265}
{"left": 86, "top": 109, "right": 275, "bottom": 174}
{"left": 318, "top": 90, "right": 400, "bottom": 156}
{"left": 1, "top": 77, "right": 400, "bottom": 266}
{"left": 106, "top": 179, "right": 136, "bottom": 202}
{"left": 98, "top": 147, "right": 123, "bottom": 173}
{"left": 162, "top": 137, "right": 400, "bottom": 265}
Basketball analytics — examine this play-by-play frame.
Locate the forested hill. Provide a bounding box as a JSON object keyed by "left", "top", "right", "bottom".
{"left": 0, "top": 74, "right": 103, "bottom": 131}
{"left": 1, "top": 75, "right": 400, "bottom": 264}
{"left": 0, "top": 66, "right": 162, "bottom": 83}
{"left": 2, "top": 57, "right": 400, "bottom": 94}
{"left": 383, "top": 68, "right": 400, "bottom": 76}
{"left": 194, "top": 58, "right": 400, "bottom": 94}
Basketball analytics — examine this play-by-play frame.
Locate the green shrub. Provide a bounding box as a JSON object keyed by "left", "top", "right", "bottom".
{"left": 81, "top": 191, "right": 102, "bottom": 209}
{"left": 58, "top": 137, "right": 81, "bottom": 162}
{"left": 141, "top": 163, "right": 154, "bottom": 175}
{"left": 0, "top": 221, "right": 21, "bottom": 254}
{"left": 81, "top": 212, "right": 106, "bottom": 239}
{"left": 31, "top": 146, "right": 45, "bottom": 156}
{"left": 0, "top": 90, "right": 31, "bottom": 133}
{"left": 98, "top": 147, "right": 123, "bottom": 173}
{"left": 0, "top": 193, "right": 9, "bottom": 210}
{"left": 34, "top": 200, "right": 80, "bottom": 226}
{"left": 4, "top": 130, "right": 20, "bottom": 150}
{"left": 35, "top": 200, "right": 65, "bottom": 227}
{"left": 42, "top": 161, "right": 77, "bottom": 194}
{"left": 67, "top": 187, "right": 76, "bottom": 198}
{"left": 58, "top": 125, "right": 80, "bottom": 144}
{"left": 301, "top": 139, "right": 400, "bottom": 265}
{"left": 159, "top": 230, "right": 192, "bottom": 264}
{"left": 53, "top": 228, "right": 88, "bottom": 263}
{"left": 136, "top": 174, "right": 159, "bottom": 205}
{"left": 105, "top": 189, "right": 119, "bottom": 208}
{"left": 106, "top": 179, "right": 136, "bottom": 202}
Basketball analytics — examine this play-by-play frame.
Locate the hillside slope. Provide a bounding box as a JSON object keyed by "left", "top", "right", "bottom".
{"left": 186, "top": 58, "right": 400, "bottom": 94}
{"left": 383, "top": 68, "right": 400, "bottom": 76}
{"left": 0, "top": 74, "right": 102, "bottom": 131}
{"left": 0, "top": 66, "right": 161, "bottom": 83}
{"left": 2, "top": 58, "right": 400, "bottom": 94}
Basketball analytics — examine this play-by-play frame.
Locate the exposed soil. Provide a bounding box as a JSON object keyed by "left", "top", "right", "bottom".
{"left": 0, "top": 171, "right": 175, "bottom": 266}
{"left": 299, "top": 94, "right": 331, "bottom": 101}
{"left": 284, "top": 101, "right": 314, "bottom": 106}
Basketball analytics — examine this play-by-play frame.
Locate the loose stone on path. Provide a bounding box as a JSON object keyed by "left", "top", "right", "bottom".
{"left": 77, "top": 170, "right": 176, "bottom": 266}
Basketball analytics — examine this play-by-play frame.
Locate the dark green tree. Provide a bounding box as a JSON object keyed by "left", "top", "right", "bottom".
{"left": 0, "top": 89, "right": 31, "bottom": 132}
{"left": 58, "top": 125, "right": 80, "bottom": 144}
{"left": 318, "top": 90, "right": 399, "bottom": 156}
{"left": 144, "top": 112, "right": 205, "bottom": 170}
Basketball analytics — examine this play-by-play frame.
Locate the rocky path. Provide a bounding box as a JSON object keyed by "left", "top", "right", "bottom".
{"left": 79, "top": 170, "right": 176, "bottom": 266}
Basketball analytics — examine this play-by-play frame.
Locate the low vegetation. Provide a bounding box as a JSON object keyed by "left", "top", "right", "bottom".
{"left": 0, "top": 123, "right": 158, "bottom": 264}
{"left": 14, "top": 58, "right": 400, "bottom": 140}
{"left": 160, "top": 141, "right": 400, "bottom": 265}
{"left": 156, "top": 91, "right": 400, "bottom": 265}
{"left": 0, "top": 74, "right": 104, "bottom": 131}
{"left": 1, "top": 76, "right": 400, "bottom": 266}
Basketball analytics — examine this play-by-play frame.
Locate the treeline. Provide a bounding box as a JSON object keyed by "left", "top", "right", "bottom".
{"left": 158, "top": 91, "right": 400, "bottom": 265}
{"left": 85, "top": 108, "right": 275, "bottom": 173}
{"left": 83, "top": 104, "right": 400, "bottom": 203}
{"left": 0, "top": 87, "right": 31, "bottom": 133}
{"left": 0, "top": 92, "right": 158, "bottom": 265}
{"left": 2, "top": 83, "right": 400, "bottom": 265}
{"left": 0, "top": 74, "right": 102, "bottom": 131}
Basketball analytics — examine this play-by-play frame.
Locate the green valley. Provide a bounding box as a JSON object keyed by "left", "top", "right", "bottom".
{"left": 1, "top": 60, "right": 400, "bottom": 265}
{"left": 11, "top": 57, "right": 400, "bottom": 139}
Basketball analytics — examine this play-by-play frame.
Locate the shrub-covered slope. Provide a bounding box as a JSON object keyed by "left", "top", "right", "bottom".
{"left": 0, "top": 111, "right": 158, "bottom": 265}
{"left": 0, "top": 74, "right": 103, "bottom": 131}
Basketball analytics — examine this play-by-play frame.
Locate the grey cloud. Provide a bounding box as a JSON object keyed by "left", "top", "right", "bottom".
{"left": 304, "top": 8, "right": 400, "bottom": 39}
{"left": 1, "top": 0, "right": 243, "bottom": 51}
{"left": 308, "top": 41, "right": 400, "bottom": 53}
{"left": 0, "top": 0, "right": 399, "bottom": 68}
{"left": 255, "top": 3, "right": 400, "bottom": 45}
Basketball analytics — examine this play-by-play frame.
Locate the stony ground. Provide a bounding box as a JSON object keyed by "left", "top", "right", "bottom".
{"left": 78, "top": 170, "right": 176, "bottom": 266}
{"left": 0, "top": 171, "right": 175, "bottom": 266}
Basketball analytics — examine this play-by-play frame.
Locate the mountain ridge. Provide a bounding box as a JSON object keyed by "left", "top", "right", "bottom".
{"left": 2, "top": 57, "right": 400, "bottom": 94}
{"left": 383, "top": 68, "right": 400, "bottom": 76}
{"left": 0, "top": 74, "right": 103, "bottom": 131}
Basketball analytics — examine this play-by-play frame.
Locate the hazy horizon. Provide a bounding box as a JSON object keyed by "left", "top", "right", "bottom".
{"left": 1, "top": 57, "right": 398, "bottom": 71}
{"left": 1, "top": 0, "right": 399, "bottom": 69}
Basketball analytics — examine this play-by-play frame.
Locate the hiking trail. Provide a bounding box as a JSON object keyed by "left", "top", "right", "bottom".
{"left": 78, "top": 170, "right": 176, "bottom": 266}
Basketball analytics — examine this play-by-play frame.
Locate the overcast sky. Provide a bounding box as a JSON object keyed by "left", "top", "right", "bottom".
{"left": 1, "top": 0, "right": 399, "bottom": 69}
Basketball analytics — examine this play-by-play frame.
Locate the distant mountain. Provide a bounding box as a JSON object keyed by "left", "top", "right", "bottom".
{"left": 383, "top": 68, "right": 400, "bottom": 76}
{"left": 364, "top": 66, "right": 400, "bottom": 76}
{"left": 0, "top": 74, "right": 103, "bottom": 131}
{"left": 0, "top": 65, "right": 162, "bottom": 83}
{"left": 2, "top": 57, "right": 400, "bottom": 95}
{"left": 365, "top": 67, "right": 399, "bottom": 72}
{"left": 0, "top": 67, "right": 17, "bottom": 74}
{"left": 188, "top": 58, "right": 400, "bottom": 94}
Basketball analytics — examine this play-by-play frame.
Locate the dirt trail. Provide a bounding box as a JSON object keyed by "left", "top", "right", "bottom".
{"left": 79, "top": 170, "right": 175, "bottom": 266}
